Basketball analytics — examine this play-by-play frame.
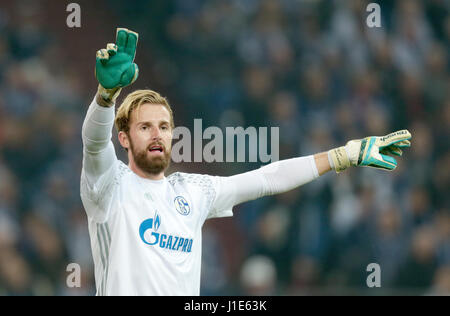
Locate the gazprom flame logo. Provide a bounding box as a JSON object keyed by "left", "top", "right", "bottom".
{"left": 138, "top": 211, "right": 193, "bottom": 253}
{"left": 154, "top": 212, "right": 161, "bottom": 231}
{"left": 139, "top": 211, "right": 160, "bottom": 245}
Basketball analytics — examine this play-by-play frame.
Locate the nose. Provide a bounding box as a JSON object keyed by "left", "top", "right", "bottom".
{"left": 150, "top": 126, "right": 162, "bottom": 140}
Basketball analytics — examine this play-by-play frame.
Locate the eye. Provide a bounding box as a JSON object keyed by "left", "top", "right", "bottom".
{"left": 161, "top": 125, "right": 169, "bottom": 131}
{"left": 140, "top": 125, "right": 148, "bottom": 131}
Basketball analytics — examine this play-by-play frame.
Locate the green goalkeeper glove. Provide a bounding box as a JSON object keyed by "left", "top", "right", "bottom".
{"left": 95, "top": 28, "right": 139, "bottom": 107}
{"left": 328, "top": 130, "right": 412, "bottom": 172}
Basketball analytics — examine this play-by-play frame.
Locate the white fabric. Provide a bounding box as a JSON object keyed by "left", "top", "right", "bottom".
{"left": 80, "top": 98, "right": 319, "bottom": 296}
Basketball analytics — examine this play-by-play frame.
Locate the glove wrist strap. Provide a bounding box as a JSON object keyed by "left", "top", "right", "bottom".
{"left": 328, "top": 146, "right": 351, "bottom": 173}
{"left": 96, "top": 84, "right": 122, "bottom": 108}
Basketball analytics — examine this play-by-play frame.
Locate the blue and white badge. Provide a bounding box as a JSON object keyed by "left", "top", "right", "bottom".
{"left": 174, "top": 196, "right": 190, "bottom": 216}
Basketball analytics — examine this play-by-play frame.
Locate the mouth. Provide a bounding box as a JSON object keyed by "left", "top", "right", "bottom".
{"left": 148, "top": 145, "right": 164, "bottom": 153}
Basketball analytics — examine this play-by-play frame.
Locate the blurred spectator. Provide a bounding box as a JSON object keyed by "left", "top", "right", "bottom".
{"left": 239, "top": 255, "right": 278, "bottom": 295}
{"left": 0, "top": 247, "right": 32, "bottom": 295}
{"left": 286, "top": 255, "right": 321, "bottom": 295}
{"left": 372, "top": 204, "right": 408, "bottom": 287}
{"left": 427, "top": 265, "right": 450, "bottom": 296}
{"left": 393, "top": 225, "right": 438, "bottom": 293}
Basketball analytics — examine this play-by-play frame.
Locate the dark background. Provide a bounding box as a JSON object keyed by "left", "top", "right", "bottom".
{"left": 0, "top": 0, "right": 448, "bottom": 295}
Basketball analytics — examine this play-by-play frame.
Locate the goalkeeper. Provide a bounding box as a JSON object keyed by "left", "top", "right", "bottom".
{"left": 80, "top": 28, "right": 412, "bottom": 296}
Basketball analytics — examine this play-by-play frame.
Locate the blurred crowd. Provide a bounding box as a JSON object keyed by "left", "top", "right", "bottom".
{"left": 0, "top": 0, "right": 449, "bottom": 295}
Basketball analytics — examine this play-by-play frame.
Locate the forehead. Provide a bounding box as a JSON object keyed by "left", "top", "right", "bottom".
{"left": 130, "top": 103, "right": 171, "bottom": 124}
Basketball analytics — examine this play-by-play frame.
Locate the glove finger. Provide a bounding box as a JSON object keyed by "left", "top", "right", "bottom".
{"left": 116, "top": 28, "right": 129, "bottom": 53}
{"left": 380, "top": 146, "right": 402, "bottom": 156}
{"left": 107, "top": 43, "right": 118, "bottom": 56}
{"left": 378, "top": 153, "right": 398, "bottom": 170}
{"left": 389, "top": 146, "right": 403, "bottom": 156}
{"left": 391, "top": 139, "right": 411, "bottom": 148}
{"left": 125, "top": 30, "right": 139, "bottom": 58}
{"left": 96, "top": 49, "right": 109, "bottom": 65}
{"left": 120, "top": 63, "right": 139, "bottom": 87}
{"left": 95, "top": 59, "right": 117, "bottom": 89}
{"left": 378, "top": 129, "right": 412, "bottom": 148}
{"left": 130, "top": 63, "right": 139, "bottom": 84}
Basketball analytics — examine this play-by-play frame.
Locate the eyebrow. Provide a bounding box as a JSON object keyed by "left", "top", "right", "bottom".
{"left": 137, "top": 120, "right": 170, "bottom": 126}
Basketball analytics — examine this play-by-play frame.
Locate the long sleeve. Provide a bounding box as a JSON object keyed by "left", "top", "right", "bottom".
{"left": 82, "top": 97, "right": 117, "bottom": 179}
{"left": 210, "top": 155, "right": 320, "bottom": 216}
{"left": 80, "top": 97, "right": 119, "bottom": 222}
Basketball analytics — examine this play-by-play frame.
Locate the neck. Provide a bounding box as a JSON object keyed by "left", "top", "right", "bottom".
{"left": 128, "top": 160, "right": 165, "bottom": 181}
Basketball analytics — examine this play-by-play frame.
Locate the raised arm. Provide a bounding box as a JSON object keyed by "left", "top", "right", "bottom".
{"left": 81, "top": 28, "right": 139, "bottom": 220}
{"left": 82, "top": 27, "right": 139, "bottom": 174}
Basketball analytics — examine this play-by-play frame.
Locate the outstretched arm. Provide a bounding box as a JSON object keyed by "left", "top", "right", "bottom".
{"left": 211, "top": 130, "right": 411, "bottom": 211}
{"left": 215, "top": 155, "right": 320, "bottom": 208}
{"left": 314, "top": 151, "right": 332, "bottom": 176}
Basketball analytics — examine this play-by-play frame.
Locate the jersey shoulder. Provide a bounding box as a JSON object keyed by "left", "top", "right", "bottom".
{"left": 80, "top": 160, "right": 131, "bottom": 201}
{"left": 115, "top": 160, "right": 133, "bottom": 184}
{"left": 167, "top": 172, "right": 217, "bottom": 206}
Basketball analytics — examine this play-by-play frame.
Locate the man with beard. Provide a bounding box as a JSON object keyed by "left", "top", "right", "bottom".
{"left": 80, "top": 29, "right": 412, "bottom": 296}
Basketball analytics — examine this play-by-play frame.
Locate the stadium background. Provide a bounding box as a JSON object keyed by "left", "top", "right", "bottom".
{"left": 0, "top": 0, "right": 448, "bottom": 295}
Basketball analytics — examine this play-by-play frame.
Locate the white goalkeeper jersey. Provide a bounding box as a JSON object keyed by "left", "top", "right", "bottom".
{"left": 81, "top": 159, "right": 233, "bottom": 296}
{"left": 80, "top": 98, "right": 319, "bottom": 296}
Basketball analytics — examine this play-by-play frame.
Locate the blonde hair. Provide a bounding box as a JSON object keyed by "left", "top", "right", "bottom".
{"left": 115, "top": 89, "right": 174, "bottom": 133}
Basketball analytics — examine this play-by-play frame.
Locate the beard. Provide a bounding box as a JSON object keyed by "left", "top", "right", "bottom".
{"left": 129, "top": 138, "right": 171, "bottom": 176}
